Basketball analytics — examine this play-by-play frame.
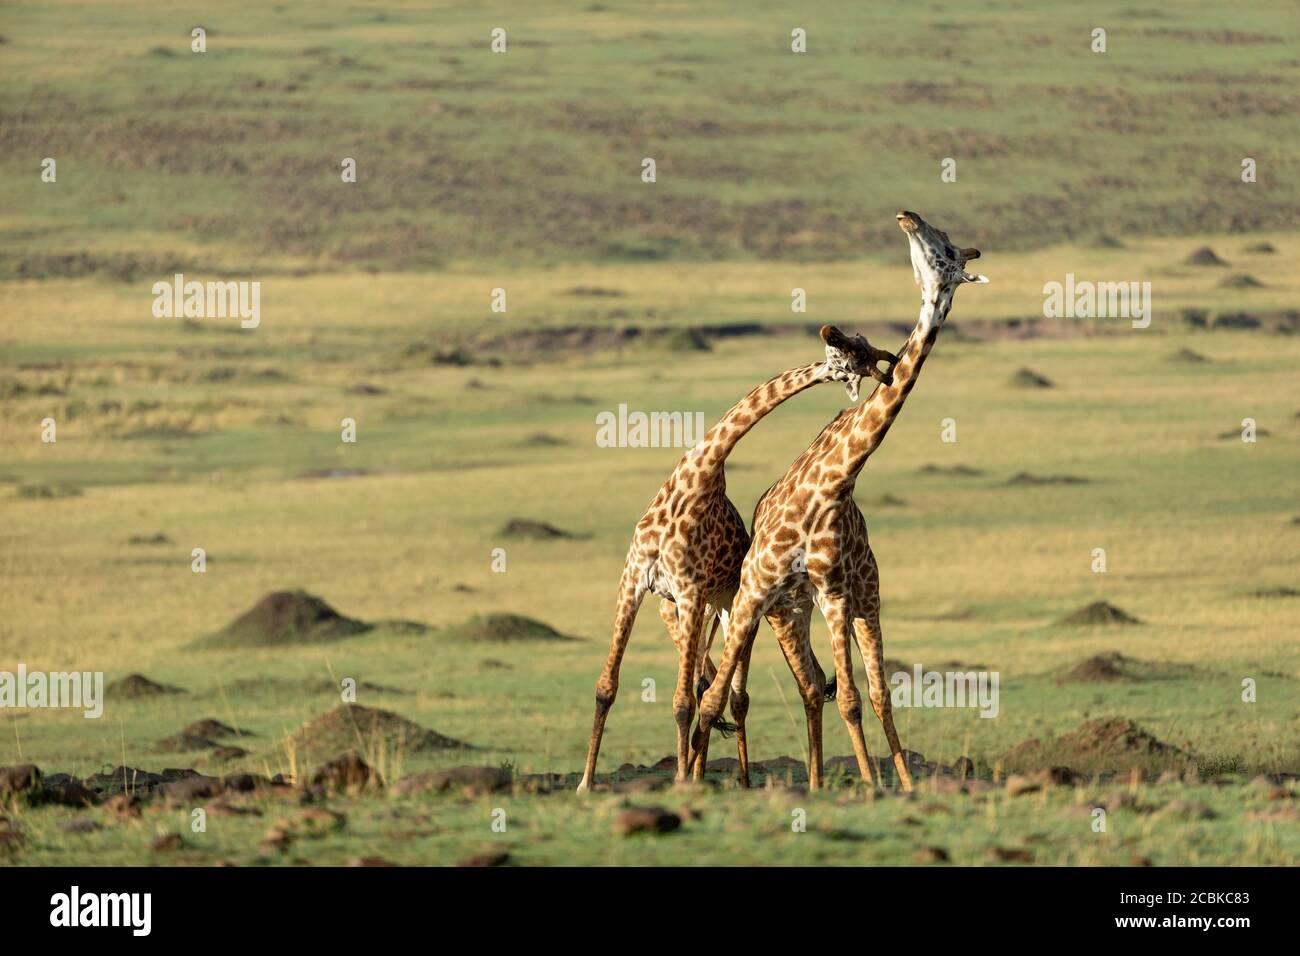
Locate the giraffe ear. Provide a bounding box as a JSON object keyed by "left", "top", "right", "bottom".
{"left": 961, "top": 247, "right": 980, "bottom": 260}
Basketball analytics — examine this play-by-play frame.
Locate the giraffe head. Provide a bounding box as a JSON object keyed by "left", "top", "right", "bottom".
{"left": 819, "top": 324, "right": 900, "bottom": 401}
{"left": 896, "top": 209, "right": 988, "bottom": 293}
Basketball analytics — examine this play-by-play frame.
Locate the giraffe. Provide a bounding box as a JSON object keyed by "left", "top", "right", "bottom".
{"left": 688, "top": 210, "right": 988, "bottom": 792}
{"left": 576, "top": 328, "right": 899, "bottom": 792}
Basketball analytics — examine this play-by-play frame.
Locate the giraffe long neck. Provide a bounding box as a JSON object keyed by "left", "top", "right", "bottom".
{"left": 690, "top": 361, "right": 829, "bottom": 479}
{"left": 821, "top": 289, "right": 955, "bottom": 493}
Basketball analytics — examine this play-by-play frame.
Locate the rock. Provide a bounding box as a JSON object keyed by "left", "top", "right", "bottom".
{"left": 151, "top": 834, "right": 184, "bottom": 852}
{"left": 390, "top": 766, "right": 511, "bottom": 797}
{"left": 260, "top": 827, "right": 292, "bottom": 853}
{"left": 988, "top": 846, "right": 1034, "bottom": 863}
{"left": 42, "top": 777, "right": 97, "bottom": 807}
{"left": 615, "top": 806, "right": 681, "bottom": 836}
{"left": 0, "top": 764, "right": 42, "bottom": 800}
{"left": 287, "top": 808, "right": 347, "bottom": 837}
{"left": 349, "top": 856, "right": 400, "bottom": 867}
{"left": 1005, "top": 774, "right": 1041, "bottom": 797}
{"left": 917, "top": 846, "right": 950, "bottom": 863}
{"left": 156, "top": 775, "right": 226, "bottom": 805}
{"left": 457, "top": 851, "right": 510, "bottom": 867}
{"left": 211, "top": 746, "right": 247, "bottom": 760}
{"left": 1158, "top": 799, "right": 1216, "bottom": 821}
{"left": 311, "top": 754, "right": 374, "bottom": 791}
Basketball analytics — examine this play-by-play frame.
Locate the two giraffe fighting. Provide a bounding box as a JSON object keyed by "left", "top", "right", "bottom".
{"left": 580, "top": 210, "right": 987, "bottom": 793}
{"left": 576, "top": 328, "right": 899, "bottom": 792}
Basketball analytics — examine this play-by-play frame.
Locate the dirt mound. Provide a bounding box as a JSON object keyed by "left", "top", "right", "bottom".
{"left": 1056, "top": 651, "right": 1132, "bottom": 684}
{"left": 1004, "top": 717, "right": 1190, "bottom": 776}
{"left": 184, "top": 719, "right": 246, "bottom": 739}
{"left": 106, "top": 674, "right": 185, "bottom": 698}
{"left": 154, "top": 733, "right": 220, "bottom": 753}
{"left": 918, "top": 464, "right": 983, "bottom": 477}
{"left": 499, "top": 518, "right": 580, "bottom": 540}
{"left": 1010, "top": 368, "right": 1053, "bottom": 388}
{"left": 521, "top": 432, "right": 567, "bottom": 447}
{"left": 1218, "top": 273, "right": 1264, "bottom": 289}
{"left": 439, "top": 613, "right": 577, "bottom": 643}
{"left": 1169, "top": 347, "right": 1210, "bottom": 364}
{"left": 196, "top": 591, "right": 372, "bottom": 648}
{"left": 1185, "top": 246, "right": 1226, "bottom": 266}
{"left": 1243, "top": 242, "right": 1276, "bottom": 254}
{"left": 290, "top": 705, "right": 466, "bottom": 764}
{"left": 866, "top": 493, "right": 907, "bottom": 508}
{"left": 127, "top": 532, "right": 173, "bottom": 546}
{"left": 1006, "top": 472, "right": 1089, "bottom": 486}
{"left": 1059, "top": 601, "right": 1141, "bottom": 626}
{"left": 1252, "top": 587, "right": 1300, "bottom": 598}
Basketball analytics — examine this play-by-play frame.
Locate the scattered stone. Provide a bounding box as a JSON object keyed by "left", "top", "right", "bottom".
{"left": 1158, "top": 799, "right": 1216, "bottom": 821}
{"left": 151, "top": 834, "right": 184, "bottom": 853}
{"left": 1059, "top": 601, "right": 1141, "bottom": 626}
{"left": 287, "top": 808, "right": 347, "bottom": 838}
{"left": 616, "top": 806, "right": 681, "bottom": 836}
{"left": 988, "top": 846, "right": 1034, "bottom": 863}
{"left": 41, "top": 775, "right": 97, "bottom": 807}
{"left": 390, "top": 765, "right": 511, "bottom": 798}
{"left": 0, "top": 764, "right": 42, "bottom": 801}
{"left": 260, "top": 827, "right": 292, "bottom": 853}
{"left": 311, "top": 753, "right": 374, "bottom": 791}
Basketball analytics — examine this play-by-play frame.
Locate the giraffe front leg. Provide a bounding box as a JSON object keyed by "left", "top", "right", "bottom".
{"left": 689, "top": 596, "right": 763, "bottom": 780}
{"left": 577, "top": 569, "right": 647, "bottom": 793}
{"left": 817, "top": 594, "right": 877, "bottom": 793}
{"left": 853, "top": 610, "right": 914, "bottom": 793}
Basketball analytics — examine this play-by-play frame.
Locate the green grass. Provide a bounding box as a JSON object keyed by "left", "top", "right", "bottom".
{"left": 2, "top": 0, "right": 1298, "bottom": 274}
